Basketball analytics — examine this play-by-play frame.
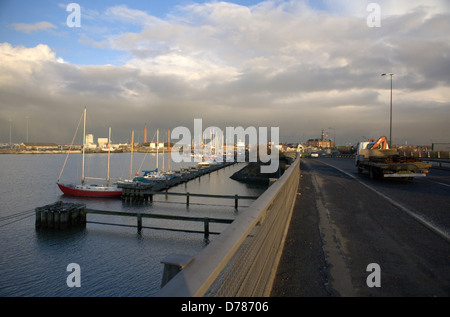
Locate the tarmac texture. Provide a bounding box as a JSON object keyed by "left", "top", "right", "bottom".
{"left": 271, "top": 159, "right": 450, "bottom": 297}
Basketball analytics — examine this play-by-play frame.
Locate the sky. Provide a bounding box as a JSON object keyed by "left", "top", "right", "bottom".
{"left": 1, "top": 0, "right": 449, "bottom": 146}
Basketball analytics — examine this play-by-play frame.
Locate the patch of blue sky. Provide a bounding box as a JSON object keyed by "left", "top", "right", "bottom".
{"left": 0, "top": 1, "right": 139, "bottom": 65}
{"left": 0, "top": 0, "right": 313, "bottom": 66}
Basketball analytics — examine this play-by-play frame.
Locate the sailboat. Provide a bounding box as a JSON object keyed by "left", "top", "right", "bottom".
{"left": 133, "top": 128, "right": 171, "bottom": 183}
{"left": 57, "top": 107, "right": 122, "bottom": 198}
{"left": 197, "top": 128, "right": 223, "bottom": 167}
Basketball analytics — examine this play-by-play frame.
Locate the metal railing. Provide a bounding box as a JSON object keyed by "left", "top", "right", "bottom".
{"left": 156, "top": 153, "right": 300, "bottom": 297}
{"left": 399, "top": 150, "right": 450, "bottom": 159}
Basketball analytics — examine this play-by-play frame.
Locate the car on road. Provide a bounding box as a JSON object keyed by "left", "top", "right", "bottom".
{"left": 310, "top": 152, "right": 319, "bottom": 158}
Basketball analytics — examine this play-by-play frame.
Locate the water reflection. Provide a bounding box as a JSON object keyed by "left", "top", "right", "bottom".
{"left": 0, "top": 153, "right": 266, "bottom": 296}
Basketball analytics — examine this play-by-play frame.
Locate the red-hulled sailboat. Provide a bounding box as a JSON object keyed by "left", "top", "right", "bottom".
{"left": 57, "top": 107, "right": 122, "bottom": 198}
{"left": 57, "top": 183, "right": 122, "bottom": 197}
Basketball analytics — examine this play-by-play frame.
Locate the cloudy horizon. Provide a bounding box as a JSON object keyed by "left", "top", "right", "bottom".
{"left": 1, "top": 0, "right": 449, "bottom": 146}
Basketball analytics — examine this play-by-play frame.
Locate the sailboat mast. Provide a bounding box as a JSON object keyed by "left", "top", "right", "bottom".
{"left": 81, "top": 107, "right": 86, "bottom": 184}
{"left": 156, "top": 128, "right": 159, "bottom": 170}
{"left": 107, "top": 127, "right": 111, "bottom": 186}
{"left": 168, "top": 130, "right": 171, "bottom": 171}
{"left": 130, "top": 130, "right": 134, "bottom": 179}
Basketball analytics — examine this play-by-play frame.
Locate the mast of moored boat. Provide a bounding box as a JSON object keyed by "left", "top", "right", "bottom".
{"left": 156, "top": 128, "right": 159, "bottom": 170}
{"left": 107, "top": 127, "right": 111, "bottom": 186}
{"left": 81, "top": 107, "right": 86, "bottom": 184}
{"left": 162, "top": 135, "right": 165, "bottom": 171}
{"left": 168, "top": 129, "right": 171, "bottom": 171}
{"left": 130, "top": 130, "right": 134, "bottom": 179}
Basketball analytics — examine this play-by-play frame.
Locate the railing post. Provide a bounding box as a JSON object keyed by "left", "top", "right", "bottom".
{"left": 204, "top": 217, "right": 210, "bottom": 241}
{"left": 137, "top": 214, "right": 142, "bottom": 233}
{"left": 234, "top": 195, "right": 238, "bottom": 209}
{"left": 186, "top": 192, "right": 190, "bottom": 207}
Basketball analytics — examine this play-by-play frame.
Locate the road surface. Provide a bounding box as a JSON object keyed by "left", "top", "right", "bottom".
{"left": 271, "top": 157, "right": 450, "bottom": 297}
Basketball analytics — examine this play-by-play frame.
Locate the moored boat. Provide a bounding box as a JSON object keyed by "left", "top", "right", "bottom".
{"left": 57, "top": 107, "right": 122, "bottom": 198}
{"left": 133, "top": 169, "right": 167, "bottom": 183}
{"left": 57, "top": 183, "right": 122, "bottom": 197}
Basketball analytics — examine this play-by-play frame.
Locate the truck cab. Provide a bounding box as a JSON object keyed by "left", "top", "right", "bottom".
{"left": 355, "top": 142, "right": 369, "bottom": 172}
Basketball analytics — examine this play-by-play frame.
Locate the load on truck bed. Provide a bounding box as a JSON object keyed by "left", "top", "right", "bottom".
{"left": 355, "top": 137, "right": 432, "bottom": 180}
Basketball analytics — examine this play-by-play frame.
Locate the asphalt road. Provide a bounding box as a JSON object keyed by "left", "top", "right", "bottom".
{"left": 271, "top": 157, "right": 450, "bottom": 297}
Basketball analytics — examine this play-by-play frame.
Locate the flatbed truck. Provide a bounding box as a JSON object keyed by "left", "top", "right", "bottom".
{"left": 355, "top": 137, "right": 432, "bottom": 180}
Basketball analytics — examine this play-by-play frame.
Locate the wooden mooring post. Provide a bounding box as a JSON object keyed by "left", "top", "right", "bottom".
{"left": 35, "top": 201, "right": 86, "bottom": 230}
{"left": 204, "top": 217, "right": 210, "bottom": 240}
{"left": 137, "top": 213, "right": 143, "bottom": 233}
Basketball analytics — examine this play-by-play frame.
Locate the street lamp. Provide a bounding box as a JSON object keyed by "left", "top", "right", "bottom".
{"left": 26, "top": 115, "right": 29, "bottom": 142}
{"left": 8, "top": 118, "right": 12, "bottom": 148}
{"left": 328, "top": 127, "right": 335, "bottom": 148}
{"left": 381, "top": 73, "right": 394, "bottom": 148}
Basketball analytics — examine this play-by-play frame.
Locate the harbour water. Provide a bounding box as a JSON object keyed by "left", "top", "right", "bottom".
{"left": 0, "top": 153, "right": 266, "bottom": 296}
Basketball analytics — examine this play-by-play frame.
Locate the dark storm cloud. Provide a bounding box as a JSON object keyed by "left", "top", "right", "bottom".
{"left": 1, "top": 1, "right": 449, "bottom": 145}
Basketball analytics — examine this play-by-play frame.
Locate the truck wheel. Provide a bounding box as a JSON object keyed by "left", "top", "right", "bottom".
{"left": 356, "top": 162, "right": 363, "bottom": 174}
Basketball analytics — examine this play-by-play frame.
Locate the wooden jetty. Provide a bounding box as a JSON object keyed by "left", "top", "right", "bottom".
{"left": 119, "top": 161, "right": 239, "bottom": 203}
{"left": 85, "top": 209, "right": 233, "bottom": 240}
{"left": 34, "top": 162, "right": 259, "bottom": 238}
{"left": 122, "top": 191, "right": 259, "bottom": 209}
{"left": 35, "top": 202, "right": 235, "bottom": 240}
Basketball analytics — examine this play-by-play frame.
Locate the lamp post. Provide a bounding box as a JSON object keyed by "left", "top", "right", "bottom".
{"left": 8, "top": 118, "right": 12, "bottom": 148}
{"left": 382, "top": 73, "right": 394, "bottom": 148}
{"left": 328, "top": 127, "right": 335, "bottom": 148}
{"left": 26, "top": 115, "right": 29, "bottom": 142}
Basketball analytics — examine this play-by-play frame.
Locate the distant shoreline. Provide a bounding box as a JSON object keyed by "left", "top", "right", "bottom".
{"left": 0, "top": 149, "right": 167, "bottom": 155}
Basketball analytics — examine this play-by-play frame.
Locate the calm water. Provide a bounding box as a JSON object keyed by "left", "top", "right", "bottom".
{"left": 0, "top": 153, "right": 266, "bottom": 296}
